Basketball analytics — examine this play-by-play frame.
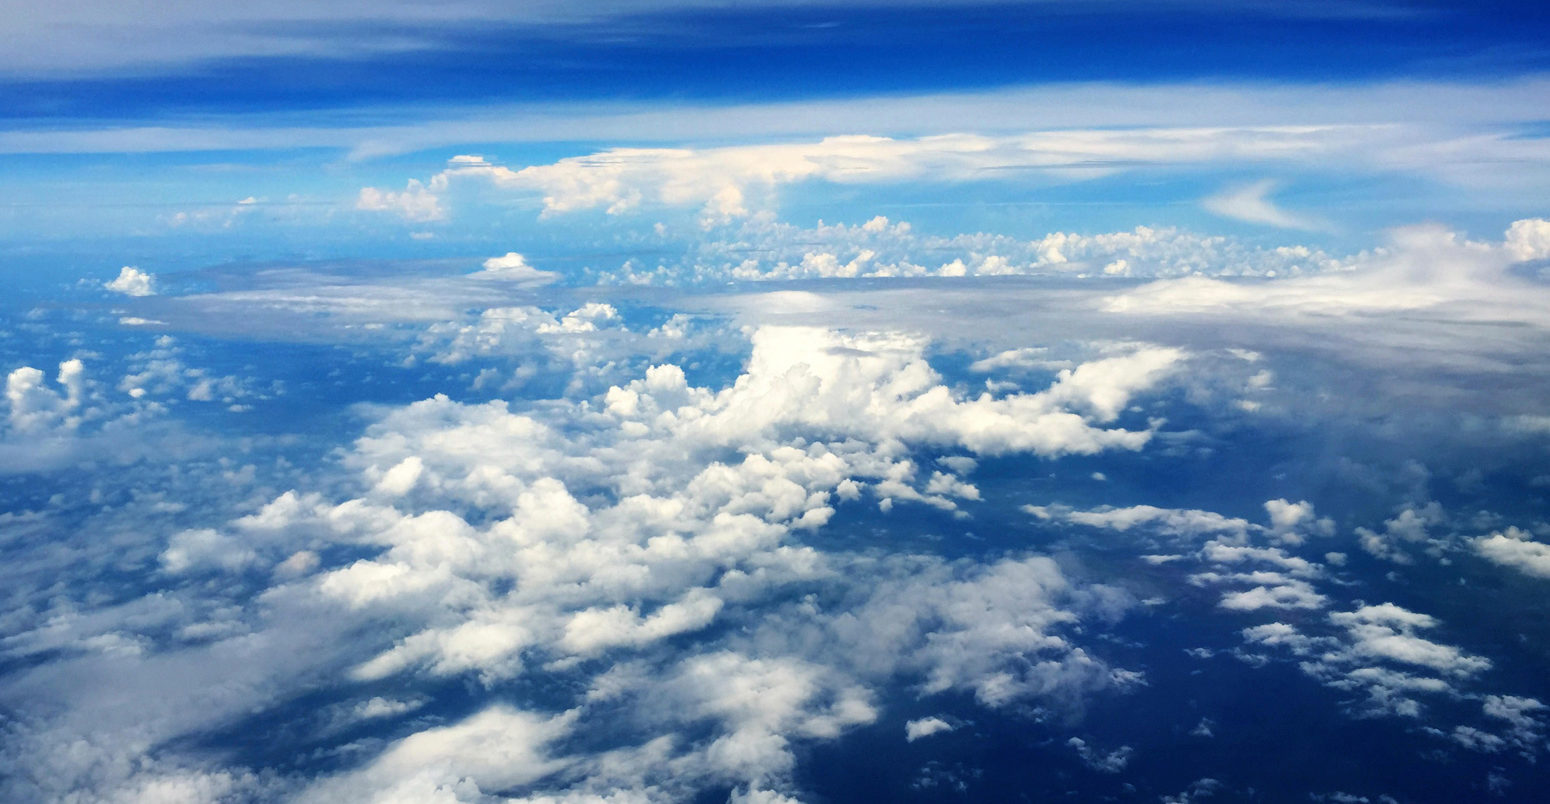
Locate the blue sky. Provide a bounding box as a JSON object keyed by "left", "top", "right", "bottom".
{"left": 4, "top": 3, "right": 1550, "bottom": 803}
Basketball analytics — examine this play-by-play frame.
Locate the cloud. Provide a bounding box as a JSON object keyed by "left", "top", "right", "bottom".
{"left": 1505, "top": 218, "right": 1550, "bottom": 261}
{"left": 1355, "top": 504, "right": 1443, "bottom": 565}
{"left": 1102, "top": 220, "right": 1550, "bottom": 327}
{"left": 904, "top": 716, "right": 954, "bottom": 741}
{"left": 121, "top": 321, "right": 1167, "bottom": 799}
{"left": 10, "top": 76, "right": 1550, "bottom": 158}
{"left": 1202, "top": 179, "right": 1323, "bottom": 230}
{"left": 384, "top": 126, "right": 1427, "bottom": 223}
{"left": 160, "top": 528, "right": 258, "bottom": 573}
{"left": 106, "top": 266, "right": 156, "bottom": 296}
{"left": 613, "top": 217, "right": 1345, "bottom": 285}
{"left": 473, "top": 252, "right": 559, "bottom": 284}
{"left": 1067, "top": 737, "right": 1133, "bottom": 773}
{"left": 301, "top": 706, "right": 578, "bottom": 802}
{"left": 1247, "top": 603, "right": 1494, "bottom": 720}
{"left": 1473, "top": 526, "right": 1550, "bottom": 579}
{"left": 1328, "top": 604, "right": 1490, "bottom": 678}
{"left": 357, "top": 179, "right": 444, "bottom": 222}
{"left": 1026, "top": 495, "right": 1529, "bottom": 729}
{"left": 5, "top": 359, "right": 85, "bottom": 435}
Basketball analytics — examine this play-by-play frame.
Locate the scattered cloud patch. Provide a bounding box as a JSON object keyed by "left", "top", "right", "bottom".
{"left": 1202, "top": 179, "right": 1322, "bottom": 230}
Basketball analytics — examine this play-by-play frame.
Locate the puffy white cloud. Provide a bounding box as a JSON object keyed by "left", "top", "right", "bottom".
{"left": 1271, "top": 603, "right": 1492, "bottom": 719}
{"left": 110, "top": 320, "right": 1170, "bottom": 800}
{"left": 1028, "top": 499, "right": 1341, "bottom": 612}
{"left": 106, "top": 266, "right": 156, "bottom": 296}
{"left": 374, "top": 456, "right": 425, "bottom": 496}
{"left": 5, "top": 359, "right": 85, "bottom": 434}
{"left": 904, "top": 716, "right": 954, "bottom": 742}
{"left": 1025, "top": 503, "right": 1254, "bottom": 541}
{"left": 1356, "top": 504, "right": 1444, "bottom": 565}
{"left": 302, "top": 706, "right": 578, "bottom": 802}
{"left": 1264, "top": 498, "right": 1333, "bottom": 545}
{"left": 1103, "top": 221, "right": 1550, "bottom": 327}
{"left": 358, "top": 178, "right": 445, "bottom": 222}
{"left": 1505, "top": 218, "right": 1550, "bottom": 261}
{"left": 1473, "top": 526, "right": 1550, "bottom": 579}
{"left": 1212, "top": 575, "right": 1327, "bottom": 611}
{"left": 620, "top": 327, "right": 1181, "bottom": 458}
{"left": 1321, "top": 606, "right": 1490, "bottom": 696}
{"left": 1483, "top": 694, "right": 1547, "bottom": 750}
{"left": 368, "top": 121, "right": 1548, "bottom": 225}
{"left": 559, "top": 588, "right": 724, "bottom": 656}
{"left": 160, "top": 528, "right": 258, "bottom": 574}
{"left": 474, "top": 251, "right": 559, "bottom": 283}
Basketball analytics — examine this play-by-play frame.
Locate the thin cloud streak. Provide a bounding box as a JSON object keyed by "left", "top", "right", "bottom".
{"left": 2, "top": 77, "right": 1549, "bottom": 157}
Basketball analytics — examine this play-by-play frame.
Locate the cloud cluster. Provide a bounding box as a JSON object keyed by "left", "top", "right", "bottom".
{"left": 360, "top": 126, "right": 1424, "bottom": 225}
{"left": 596, "top": 215, "right": 1346, "bottom": 285}
{"left": 1103, "top": 219, "right": 1550, "bottom": 329}
{"left": 2, "top": 322, "right": 1190, "bottom": 801}
{"left": 1027, "top": 495, "right": 1543, "bottom": 746}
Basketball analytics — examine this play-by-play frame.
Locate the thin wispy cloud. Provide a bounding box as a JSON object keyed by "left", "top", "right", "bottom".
{"left": 1202, "top": 180, "right": 1325, "bottom": 230}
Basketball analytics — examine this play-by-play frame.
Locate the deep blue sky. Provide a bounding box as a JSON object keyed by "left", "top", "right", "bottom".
{"left": 5, "top": 1, "right": 1550, "bottom": 121}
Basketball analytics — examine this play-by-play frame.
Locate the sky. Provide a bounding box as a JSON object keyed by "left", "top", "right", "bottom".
{"left": 3, "top": 2, "right": 1550, "bottom": 802}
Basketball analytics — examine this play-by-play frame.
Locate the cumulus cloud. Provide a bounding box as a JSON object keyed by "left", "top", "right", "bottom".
{"left": 377, "top": 126, "right": 1416, "bottom": 224}
{"left": 1330, "top": 606, "right": 1475, "bottom": 672}
{"left": 5, "top": 359, "right": 85, "bottom": 435}
{"left": 109, "top": 321, "right": 1170, "bottom": 800}
{"left": 160, "top": 528, "right": 258, "bottom": 573}
{"left": 1026, "top": 497, "right": 1331, "bottom": 549}
{"left": 905, "top": 716, "right": 955, "bottom": 742}
{"left": 1505, "top": 218, "right": 1550, "bottom": 261}
{"left": 1473, "top": 526, "right": 1550, "bottom": 579}
{"left": 473, "top": 251, "right": 559, "bottom": 284}
{"left": 1103, "top": 219, "right": 1550, "bottom": 327}
{"left": 105, "top": 266, "right": 156, "bottom": 296}
{"left": 1356, "top": 504, "right": 1444, "bottom": 565}
{"left": 608, "top": 216, "right": 1346, "bottom": 285}
{"left": 302, "top": 706, "right": 578, "bottom": 802}
{"left": 1248, "top": 603, "right": 1493, "bottom": 720}
{"left": 358, "top": 178, "right": 445, "bottom": 222}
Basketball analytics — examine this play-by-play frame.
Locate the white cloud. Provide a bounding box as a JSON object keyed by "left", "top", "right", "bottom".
{"left": 5, "top": 359, "right": 85, "bottom": 435}
{"left": 160, "top": 528, "right": 258, "bottom": 574}
{"left": 106, "top": 266, "right": 156, "bottom": 296}
{"left": 474, "top": 251, "right": 559, "bottom": 284}
{"left": 1202, "top": 179, "right": 1322, "bottom": 230}
{"left": 1329, "top": 604, "right": 1490, "bottom": 678}
{"left": 1473, "top": 526, "right": 1550, "bottom": 579}
{"left": 1214, "top": 576, "right": 1327, "bottom": 611}
{"left": 1355, "top": 504, "right": 1443, "bottom": 565}
{"left": 904, "top": 716, "right": 954, "bottom": 742}
{"left": 302, "top": 706, "right": 578, "bottom": 802}
{"left": 390, "top": 126, "right": 1427, "bottom": 223}
{"left": 628, "top": 217, "right": 1346, "bottom": 285}
{"left": 1505, "top": 218, "right": 1550, "bottom": 261}
{"left": 1103, "top": 220, "right": 1550, "bottom": 328}
{"left": 13, "top": 76, "right": 1550, "bottom": 160}
{"left": 1067, "top": 737, "right": 1133, "bottom": 773}
{"left": 357, "top": 178, "right": 445, "bottom": 222}
{"left": 1025, "top": 503, "right": 1254, "bottom": 541}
